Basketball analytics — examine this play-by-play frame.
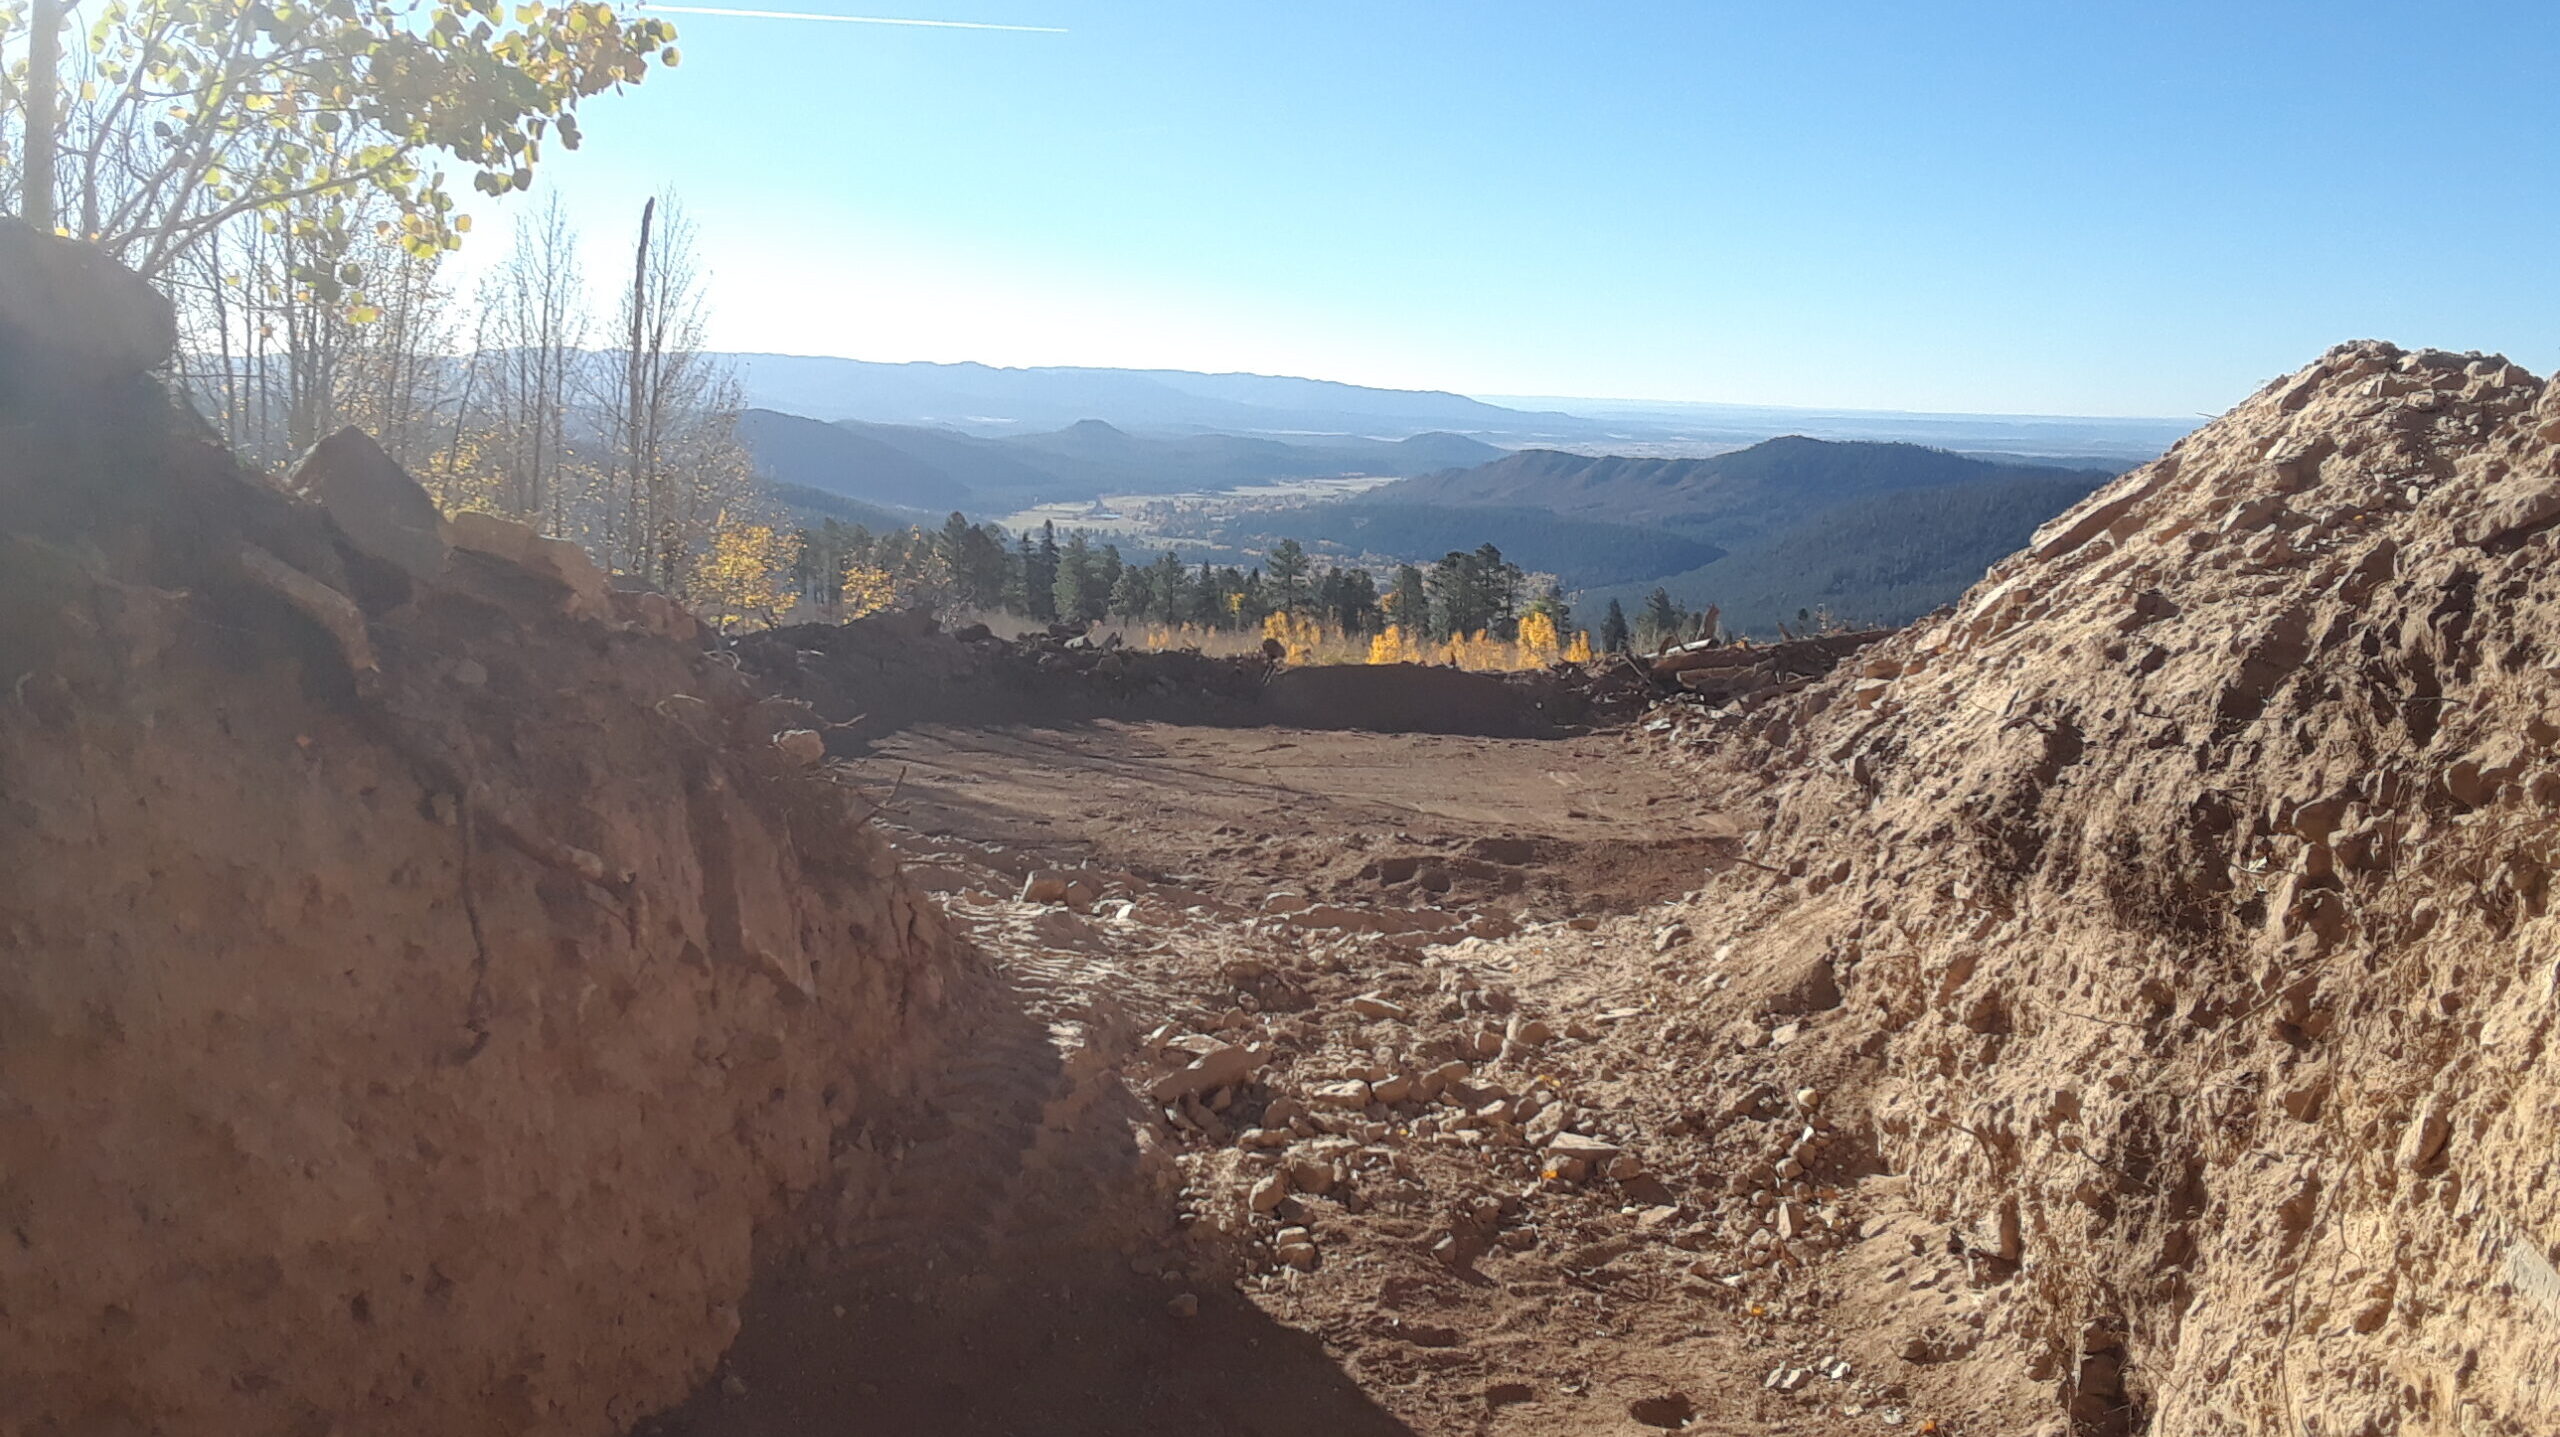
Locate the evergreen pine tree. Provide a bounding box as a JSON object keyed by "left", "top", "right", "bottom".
{"left": 940, "top": 512, "right": 1010, "bottom": 610}
{"left": 1599, "top": 597, "right": 1631, "bottom": 653}
{"left": 1088, "top": 543, "right": 1124, "bottom": 620}
{"left": 1005, "top": 534, "right": 1038, "bottom": 615}
{"left": 1150, "top": 550, "right": 1189, "bottom": 622}
{"left": 1194, "top": 563, "right": 1221, "bottom": 626}
{"left": 1025, "top": 522, "right": 1061, "bottom": 621}
{"left": 1266, "top": 538, "right": 1312, "bottom": 613}
{"left": 1638, "top": 586, "right": 1683, "bottom": 653}
{"left": 1108, "top": 562, "right": 1150, "bottom": 621}
{"left": 1052, "top": 531, "right": 1093, "bottom": 624}
{"left": 1389, "top": 564, "right": 1429, "bottom": 636}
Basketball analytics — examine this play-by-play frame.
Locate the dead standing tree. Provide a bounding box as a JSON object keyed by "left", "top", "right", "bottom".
{"left": 594, "top": 192, "right": 754, "bottom": 595}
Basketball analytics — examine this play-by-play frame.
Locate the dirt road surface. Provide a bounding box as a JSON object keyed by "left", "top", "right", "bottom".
{"left": 641, "top": 719, "right": 2046, "bottom": 1437}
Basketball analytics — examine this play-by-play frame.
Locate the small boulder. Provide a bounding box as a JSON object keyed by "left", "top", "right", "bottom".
{"left": 2398, "top": 1102, "right": 2452, "bottom": 1175}
{"left": 0, "top": 223, "right": 177, "bottom": 381}
{"left": 1349, "top": 993, "right": 1410, "bottom": 1021}
{"left": 289, "top": 428, "right": 450, "bottom": 584}
{"left": 1543, "top": 1132, "right": 1621, "bottom": 1164}
{"left": 773, "top": 729, "right": 827, "bottom": 767}
{"left": 1148, "top": 1043, "right": 1267, "bottom": 1104}
{"left": 1309, "top": 1080, "right": 1374, "bottom": 1111}
{"left": 446, "top": 510, "right": 612, "bottom": 620}
{"left": 1285, "top": 1156, "right": 1336, "bottom": 1195}
{"left": 1774, "top": 1200, "right": 1809, "bottom": 1242}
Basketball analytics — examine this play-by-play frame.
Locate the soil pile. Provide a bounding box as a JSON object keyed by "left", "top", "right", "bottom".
{"left": 1665, "top": 341, "right": 2560, "bottom": 1434}
{"left": 737, "top": 615, "right": 1657, "bottom": 745}
{"left": 0, "top": 230, "right": 959, "bottom": 1436}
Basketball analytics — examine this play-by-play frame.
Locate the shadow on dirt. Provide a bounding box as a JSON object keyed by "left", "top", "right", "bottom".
{"left": 644, "top": 1260, "right": 1415, "bottom": 1437}
{"left": 635, "top": 944, "right": 1417, "bottom": 1437}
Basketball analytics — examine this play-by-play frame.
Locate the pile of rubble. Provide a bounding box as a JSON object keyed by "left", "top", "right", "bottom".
{"left": 1631, "top": 629, "right": 1896, "bottom": 744}
{"left": 740, "top": 613, "right": 1669, "bottom": 746}
{"left": 734, "top": 613, "right": 1279, "bottom": 741}
{"left": 1649, "top": 341, "right": 2560, "bottom": 1437}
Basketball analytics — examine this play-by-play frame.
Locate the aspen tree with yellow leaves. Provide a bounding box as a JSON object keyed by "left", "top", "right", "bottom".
{"left": 693, "top": 521, "right": 799, "bottom": 633}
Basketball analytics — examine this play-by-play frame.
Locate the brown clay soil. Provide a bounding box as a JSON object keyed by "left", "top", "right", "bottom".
{"left": 643, "top": 719, "right": 2034, "bottom": 1437}
{"left": 30, "top": 235, "right": 2560, "bottom": 1437}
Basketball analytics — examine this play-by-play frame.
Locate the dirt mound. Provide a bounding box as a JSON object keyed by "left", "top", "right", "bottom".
{"left": 0, "top": 235, "right": 959, "bottom": 1436}
{"left": 1664, "top": 342, "right": 2560, "bottom": 1434}
{"left": 1260, "top": 661, "right": 1567, "bottom": 736}
{"left": 735, "top": 613, "right": 1276, "bottom": 738}
{"left": 738, "top": 616, "right": 1659, "bottom": 747}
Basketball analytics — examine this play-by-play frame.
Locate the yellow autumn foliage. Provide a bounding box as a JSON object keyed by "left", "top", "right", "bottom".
{"left": 694, "top": 521, "right": 799, "bottom": 633}
{"left": 839, "top": 562, "right": 899, "bottom": 620}
{"left": 1517, "top": 609, "right": 1563, "bottom": 666}
{"left": 1132, "top": 617, "right": 1593, "bottom": 673}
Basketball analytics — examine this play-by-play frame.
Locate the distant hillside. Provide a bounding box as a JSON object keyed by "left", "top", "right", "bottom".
{"left": 1581, "top": 473, "right": 2108, "bottom": 635}
{"left": 740, "top": 409, "right": 1505, "bottom": 515}
{"left": 765, "top": 481, "right": 916, "bottom": 532}
{"left": 1365, "top": 436, "right": 2114, "bottom": 636}
{"left": 1195, "top": 502, "right": 1723, "bottom": 590}
{"left": 741, "top": 421, "right": 2117, "bottom": 637}
{"left": 838, "top": 420, "right": 1071, "bottom": 505}
{"left": 736, "top": 409, "right": 972, "bottom": 512}
{"left": 995, "top": 420, "right": 1504, "bottom": 497}
{"left": 1387, "top": 435, "right": 2105, "bottom": 547}
{"left": 1478, "top": 393, "right": 2192, "bottom": 467}
{"left": 727, "top": 354, "right": 1566, "bottom": 437}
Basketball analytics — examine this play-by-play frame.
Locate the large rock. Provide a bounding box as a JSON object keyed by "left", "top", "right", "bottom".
{"left": 0, "top": 222, "right": 176, "bottom": 382}
{"left": 289, "top": 428, "right": 450, "bottom": 584}
{"left": 447, "top": 508, "right": 612, "bottom": 621}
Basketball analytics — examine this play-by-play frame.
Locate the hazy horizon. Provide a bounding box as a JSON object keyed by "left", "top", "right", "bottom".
{"left": 706, "top": 349, "right": 2203, "bottom": 424}
{"left": 441, "top": 1, "right": 2560, "bottom": 421}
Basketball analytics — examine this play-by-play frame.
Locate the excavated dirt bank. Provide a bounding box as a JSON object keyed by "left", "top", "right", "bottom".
{"left": 734, "top": 615, "right": 1661, "bottom": 747}
{"left": 20, "top": 232, "right": 2554, "bottom": 1437}
{"left": 1657, "top": 341, "right": 2560, "bottom": 1436}
{"left": 1, "top": 241, "right": 965, "bottom": 1436}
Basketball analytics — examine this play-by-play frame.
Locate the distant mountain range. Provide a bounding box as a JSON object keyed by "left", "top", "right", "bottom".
{"left": 738, "top": 409, "right": 1504, "bottom": 514}
{"left": 726, "top": 353, "right": 2191, "bottom": 636}
{"left": 1384, "top": 437, "right": 2105, "bottom": 547}
{"left": 724, "top": 354, "right": 2195, "bottom": 467}
{"left": 728, "top": 355, "right": 1566, "bottom": 440}
{"left": 1476, "top": 394, "right": 2196, "bottom": 466}
{"left": 1225, "top": 437, "right": 2116, "bottom": 635}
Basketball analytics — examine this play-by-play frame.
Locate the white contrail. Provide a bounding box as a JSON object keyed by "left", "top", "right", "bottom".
{"left": 637, "top": 4, "right": 1066, "bottom": 30}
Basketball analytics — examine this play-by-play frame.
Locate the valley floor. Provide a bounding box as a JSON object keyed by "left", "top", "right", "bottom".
{"left": 639, "top": 720, "right": 2055, "bottom": 1437}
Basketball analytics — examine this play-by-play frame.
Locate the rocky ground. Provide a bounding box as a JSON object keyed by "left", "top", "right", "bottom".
{"left": 23, "top": 225, "right": 2557, "bottom": 1437}
{"left": 642, "top": 343, "right": 2560, "bottom": 1437}
{"left": 647, "top": 717, "right": 2047, "bottom": 1437}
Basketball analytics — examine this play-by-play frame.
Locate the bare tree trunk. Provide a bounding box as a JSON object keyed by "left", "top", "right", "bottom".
{"left": 23, "top": 0, "right": 60, "bottom": 229}
{"left": 621, "top": 197, "right": 655, "bottom": 579}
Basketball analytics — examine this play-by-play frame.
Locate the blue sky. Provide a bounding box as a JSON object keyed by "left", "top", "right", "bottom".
{"left": 483, "top": 0, "right": 2560, "bottom": 417}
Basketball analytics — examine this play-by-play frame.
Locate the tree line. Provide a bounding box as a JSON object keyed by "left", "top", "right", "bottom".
{"left": 794, "top": 518, "right": 1601, "bottom": 646}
